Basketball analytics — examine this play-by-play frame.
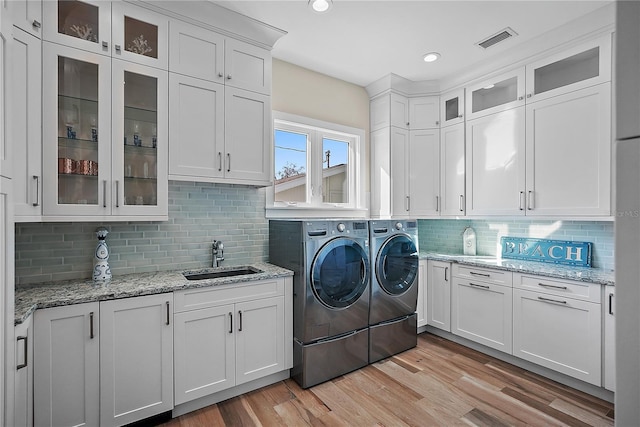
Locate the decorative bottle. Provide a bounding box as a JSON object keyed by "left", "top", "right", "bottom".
{"left": 463, "top": 226, "right": 477, "bottom": 256}
{"left": 93, "top": 227, "right": 112, "bottom": 282}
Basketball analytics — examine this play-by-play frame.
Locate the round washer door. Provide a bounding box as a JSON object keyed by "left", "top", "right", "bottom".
{"left": 311, "top": 238, "right": 369, "bottom": 309}
{"left": 375, "top": 234, "right": 419, "bottom": 295}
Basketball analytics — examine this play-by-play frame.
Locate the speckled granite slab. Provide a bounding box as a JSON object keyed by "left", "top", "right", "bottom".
{"left": 420, "top": 252, "right": 614, "bottom": 286}
{"left": 14, "top": 262, "right": 293, "bottom": 325}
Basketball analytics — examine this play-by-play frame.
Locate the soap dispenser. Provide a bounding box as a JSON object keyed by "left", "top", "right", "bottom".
{"left": 463, "top": 226, "right": 477, "bottom": 256}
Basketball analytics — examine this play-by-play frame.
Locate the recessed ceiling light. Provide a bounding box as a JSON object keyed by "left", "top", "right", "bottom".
{"left": 309, "top": 0, "right": 332, "bottom": 13}
{"left": 423, "top": 52, "right": 440, "bottom": 63}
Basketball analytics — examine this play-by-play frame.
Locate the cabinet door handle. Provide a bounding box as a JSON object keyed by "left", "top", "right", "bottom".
{"left": 166, "top": 302, "right": 170, "bottom": 325}
{"left": 470, "top": 271, "right": 490, "bottom": 278}
{"left": 444, "top": 267, "right": 448, "bottom": 282}
{"left": 518, "top": 96, "right": 524, "bottom": 101}
{"left": 218, "top": 152, "right": 222, "bottom": 172}
{"left": 229, "top": 312, "right": 233, "bottom": 333}
{"left": 218, "top": 72, "right": 223, "bottom": 78}
{"left": 90, "top": 312, "right": 95, "bottom": 339}
{"left": 32, "top": 175, "right": 40, "bottom": 206}
{"left": 459, "top": 195, "right": 464, "bottom": 212}
{"left": 238, "top": 310, "right": 243, "bottom": 331}
{"left": 609, "top": 293, "right": 614, "bottom": 315}
{"left": 435, "top": 196, "right": 439, "bottom": 212}
{"left": 469, "top": 282, "right": 490, "bottom": 290}
{"left": 227, "top": 74, "right": 232, "bottom": 80}
{"left": 406, "top": 122, "right": 410, "bottom": 127}
{"left": 115, "top": 181, "right": 120, "bottom": 207}
{"left": 32, "top": 20, "right": 41, "bottom": 29}
{"left": 519, "top": 191, "right": 525, "bottom": 211}
{"left": 458, "top": 114, "right": 463, "bottom": 119}
{"left": 227, "top": 153, "right": 231, "bottom": 172}
{"left": 406, "top": 196, "right": 410, "bottom": 212}
{"left": 435, "top": 121, "right": 440, "bottom": 126}
{"left": 527, "top": 93, "right": 533, "bottom": 98}
{"left": 538, "top": 296, "right": 567, "bottom": 305}
{"left": 102, "top": 41, "right": 108, "bottom": 49}
{"left": 538, "top": 282, "right": 567, "bottom": 290}
{"left": 103, "top": 180, "right": 107, "bottom": 208}
{"left": 115, "top": 44, "right": 121, "bottom": 53}
{"left": 528, "top": 191, "right": 534, "bottom": 210}
{"left": 16, "top": 336, "right": 28, "bottom": 370}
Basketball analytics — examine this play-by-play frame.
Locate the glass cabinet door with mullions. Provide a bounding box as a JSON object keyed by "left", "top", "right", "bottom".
{"left": 43, "top": 44, "right": 112, "bottom": 216}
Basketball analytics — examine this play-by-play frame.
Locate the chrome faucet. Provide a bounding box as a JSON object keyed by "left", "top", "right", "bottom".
{"left": 213, "top": 240, "right": 224, "bottom": 267}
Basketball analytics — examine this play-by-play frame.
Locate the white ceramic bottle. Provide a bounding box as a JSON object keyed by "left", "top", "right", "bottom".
{"left": 463, "top": 226, "right": 476, "bottom": 256}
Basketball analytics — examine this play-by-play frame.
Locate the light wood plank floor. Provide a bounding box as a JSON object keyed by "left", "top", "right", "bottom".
{"left": 162, "top": 333, "right": 614, "bottom": 426}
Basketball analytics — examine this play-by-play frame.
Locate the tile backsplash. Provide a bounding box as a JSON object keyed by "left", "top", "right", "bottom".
{"left": 15, "top": 182, "right": 269, "bottom": 285}
{"left": 418, "top": 219, "right": 614, "bottom": 271}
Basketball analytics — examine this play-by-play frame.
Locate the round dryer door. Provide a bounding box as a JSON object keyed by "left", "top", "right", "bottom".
{"left": 376, "top": 235, "right": 419, "bottom": 295}
{"left": 311, "top": 238, "right": 369, "bottom": 309}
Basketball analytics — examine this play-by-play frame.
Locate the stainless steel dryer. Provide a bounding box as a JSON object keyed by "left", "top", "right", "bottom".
{"left": 269, "top": 220, "right": 370, "bottom": 388}
{"left": 369, "top": 220, "right": 419, "bottom": 363}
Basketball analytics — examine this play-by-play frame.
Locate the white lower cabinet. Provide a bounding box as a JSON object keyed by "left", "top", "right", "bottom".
{"left": 513, "top": 274, "right": 601, "bottom": 386}
{"left": 426, "top": 260, "right": 451, "bottom": 332}
{"left": 603, "top": 286, "right": 615, "bottom": 391}
{"left": 100, "top": 293, "right": 174, "bottom": 427}
{"left": 34, "top": 303, "right": 100, "bottom": 427}
{"left": 14, "top": 315, "right": 33, "bottom": 427}
{"left": 34, "top": 294, "right": 173, "bottom": 427}
{"left": 451, "top": 276, "right": 513, "bottom": 353}
{"left": 173, "top": 278, "right": 291, "bottom": 406}
{"left": 416, "top": 260, "right": 427, "bottom": 327}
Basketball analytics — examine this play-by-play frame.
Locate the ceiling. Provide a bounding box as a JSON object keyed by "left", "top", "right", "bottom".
{"left": 215, "top": 0, "right": 612, "bottom": 88}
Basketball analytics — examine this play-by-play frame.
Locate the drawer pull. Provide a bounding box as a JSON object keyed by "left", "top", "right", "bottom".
{"left": 609, "top": 293, "right": 614, "bottom": 315}
{"left": 229, "top": 312, "right": 233, "bottom": 334}
{"left": 538, "top": 283, "right": 567, "bottom": 290}
{"left": 538, "top": 296, "right": 567, "bottom": 305}
{"left": 469, "top": 283, "right": 490, "bottom": 290}
{"left": 470, "top": 271, "right": 490, "bottom": 278}
{"left": 17, "top": 336, "right": 28, "bottom": 370}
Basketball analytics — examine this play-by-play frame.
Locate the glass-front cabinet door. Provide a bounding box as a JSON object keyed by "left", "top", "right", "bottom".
{"left": 440, "top": 88, "right": 465, "bottom": 127}
{"left": 112, "top": 59, "right": 167, "bottom": 216}
{"left": 43, "top": 0, "right": 111, "bottom": 55}
{"left": 43, "top": 43, "right": 112, "bottom": 216}
{"left": 111, "top": 1, "right": 168, "bottom": 69}
{"left": 466, "top": 68, "right": 525, "bottom": 120}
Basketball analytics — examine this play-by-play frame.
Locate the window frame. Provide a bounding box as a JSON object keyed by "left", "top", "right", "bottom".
{"left": 267, "top": 111, "right": 367, "bottom": 219}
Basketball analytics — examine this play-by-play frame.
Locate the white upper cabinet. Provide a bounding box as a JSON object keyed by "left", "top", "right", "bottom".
{"left": 12, "top": 27, "right": 42, "bottom": 220}
{"left": 440, "top": 88, "right": 465, "bottom": 127}
{"left": 168, "top": 19, "right": 224, "bottom": 83}
{"left": 408, "top": 129, "right": 440, "bottom": 216}
{"left": 390, "top": 93, "right": 410, "bottom": 128}
{"left": 8, "top": 0, "right": 42, "bottom": 38}
{"left": 409, "top": 96, "right": 440, "bottom": 129}
{"left": 525, "top": 34, "right": 611, "bottom": 104}
{"left": 224, "top": 38, "right": 271, "bottom": 95}
{"left": 440, "top": 123, "right": 465, "bottom": 216}
{"left": 43, "top": 0, "right": 168, "bottom": 69}
{"left": 525, "top": 83, "right": 611, "bottom": 216}
{"left": 466, "top": 68, "right": 525, "bottom": 121}
{"left": 466, "top": 107, "right": 526, "bottom": 216}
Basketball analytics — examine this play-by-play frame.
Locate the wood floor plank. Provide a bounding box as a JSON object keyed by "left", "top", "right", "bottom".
{"left": 549, "top": 398, "right": 615, "bottom": 427}
{"left": 161, "top": 333, "right": 614, "bottom": 427}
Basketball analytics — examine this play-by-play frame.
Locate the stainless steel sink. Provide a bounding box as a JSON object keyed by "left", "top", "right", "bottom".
{"left": 183, "top": 267, "right": 262, "bottom": 281}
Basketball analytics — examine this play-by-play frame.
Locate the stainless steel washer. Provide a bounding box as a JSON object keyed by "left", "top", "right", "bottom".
{"left": 368, "top": 220, "right": 419, "bottom": 362}
{"left": 269, "top": 220, "right": 370, "bottom": 388}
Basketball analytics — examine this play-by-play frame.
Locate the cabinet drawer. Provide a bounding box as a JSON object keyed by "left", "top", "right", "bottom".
{"left": 513, "top": 273, "right": 600, "bottom": 303}
{"left": 174, "top": 278, "right": 284, "bottom": 312}
{"left": 453, "top": 264, "right": 513, "bottom": 286}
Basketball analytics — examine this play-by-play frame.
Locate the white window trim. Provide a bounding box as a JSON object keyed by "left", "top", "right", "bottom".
{"left": 267, "top": 111, "right": 367, "bottom": 219}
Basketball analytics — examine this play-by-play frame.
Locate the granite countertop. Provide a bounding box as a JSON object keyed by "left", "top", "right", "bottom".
{"left": 420, "top": 252, "right": 615, "bottom": 286}
{"left": 14, "top": 262, "right": 293, "bottom": 325}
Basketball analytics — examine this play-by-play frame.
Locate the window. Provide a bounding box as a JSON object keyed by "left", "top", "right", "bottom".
{"left": 268, "top": 112, "right": 365, "bottom": 217}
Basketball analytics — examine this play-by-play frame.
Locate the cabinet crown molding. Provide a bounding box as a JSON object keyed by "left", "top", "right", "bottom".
{"left": 133, "top": 0, "right": 287, "bottom": 50}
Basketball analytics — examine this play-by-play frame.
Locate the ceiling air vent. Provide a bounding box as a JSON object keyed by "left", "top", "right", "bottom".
{"left": 476, "top": 27, "right": 518, "bottom": 49}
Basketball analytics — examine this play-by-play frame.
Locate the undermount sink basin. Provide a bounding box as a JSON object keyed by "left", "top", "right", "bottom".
{"left": 183, "top": 267, "right": 262, "bottom": 281}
